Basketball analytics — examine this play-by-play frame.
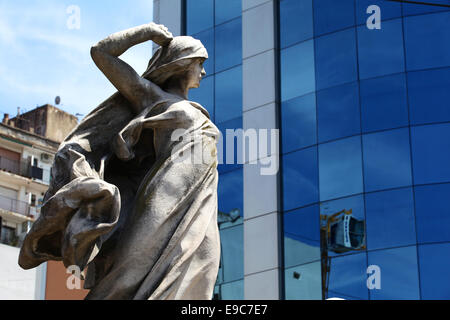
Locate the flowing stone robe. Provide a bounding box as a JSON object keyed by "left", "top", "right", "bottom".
{"left": 18, "top": 93, "right": 221, "bottom": 300}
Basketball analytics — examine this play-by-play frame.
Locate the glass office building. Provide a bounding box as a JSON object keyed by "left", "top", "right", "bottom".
{"left": 155, "top": 0, "right": 450, "bottom": 299}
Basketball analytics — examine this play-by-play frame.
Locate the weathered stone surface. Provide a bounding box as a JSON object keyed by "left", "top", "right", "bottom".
{"left": 19, "top": 23, "right": 220, "bottom": 300}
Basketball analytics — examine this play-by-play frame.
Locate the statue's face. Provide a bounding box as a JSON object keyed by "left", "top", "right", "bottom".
{"left": 187, "top": 59, "right": 206, "bottom": 89}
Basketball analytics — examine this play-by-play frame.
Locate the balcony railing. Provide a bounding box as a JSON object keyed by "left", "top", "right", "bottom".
{"left": 0, "top": 194, "right": 33, "bottom": 217}
{"left": 0, "top": 156, "right": 50, "bottom": 184}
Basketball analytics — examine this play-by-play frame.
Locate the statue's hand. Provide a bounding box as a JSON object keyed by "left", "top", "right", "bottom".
{"left": 149, "top": 22, "right": 173, "bottom": 47}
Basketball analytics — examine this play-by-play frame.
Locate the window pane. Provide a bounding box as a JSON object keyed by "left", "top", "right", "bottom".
{"left": 320, "top": 194, "right": 365, "bottom": 258}
{"left": 368, "top": 247, "right": 420, "bottom": 300}
{"left": 189, "top": 75, "right": 214, "bottom": 122}
{"left": 411, "top": 123, "right": 450, "bottom": 185}
{"left": 419, "top": 243, "right": 450, "bottom": 299}
{"left": 319, "top": 136, "right": 363, "bottom": 201}
{"left": 315, "top": 29, "right": 357, "bottom": 91}
{"left": 280, "top": 0, "right": 313, "bottom": 48}
{"left": 215, "top": 18, "right": 242, "bottom": 73}
{"left": 357, "top": 19, "right": 405, "bottom": 80}
{"left": 281, "top": 93, "right": 317, "bottom": 154}
{"left": 281, "top": 40, "right": 315, "bottom": 101}
{"left": 215, "top": 0, "right": 241, "bottom": 25}
{"left": 365, "top": 188, "right": 416, "bottom": 250}
{"left": 403, "top": 1, "right": 450, "bottom": 16}
{"left": 360, "top": 73, "right": 408, "bottom": 133}
{"left": 404, "top": 11, "right": 450, "bottom": 71}
{"left": 284, "top": 205, "right": 320, "bottom": 268}
{"left": 415, "top": 183, "right": 450, "bottom": 244}
{"left": 355, "top": 0, "right": 402, "bottom": 25}
{"left": 408, "top": 68, "right": 450, "bottom": 126}
{"left": 215, "top": 66, "right": 242, "bottom": 124}
{"left": 362, "top": 128, "right": 412, "bottom": 192}
{"left": 192, "top": 28, "right": 215, "bottom": 76}
{"left": 327, "top": 252, "right": 368, "bottom": 300}
{"left": 313, "top": 0, "right": 355, "bottom": 36}
{"left": 220, "top": 225, "right": 243, "bottom": 282}
{"left": 220, "top": 279, "right": 244, "bottom": 300}
{"left": 218, "top": 168, "right": 243, "bottom": 216}
{"left": 285, "top": 262, "right": 322, "bottom": 300}
{"left": 317, "top": 81, "right": 360, "bottom": 143}
{"left": 186, "top": 0, "right": 214, "bottom": 35}
{"left": 217, "top": 117, "right": 243, "bottom": 174}
{"left": 283, "top": 147, "right": 319, "bottom": 211}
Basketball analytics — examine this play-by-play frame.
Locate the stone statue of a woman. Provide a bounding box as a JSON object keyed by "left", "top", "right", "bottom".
{"left": 18, "top": 23, "right": 221, "bottom": 300}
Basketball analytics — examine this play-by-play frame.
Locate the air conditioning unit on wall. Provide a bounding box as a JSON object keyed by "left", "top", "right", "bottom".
{"left": 40, "top": 153, "right": 52, "bottom": 163}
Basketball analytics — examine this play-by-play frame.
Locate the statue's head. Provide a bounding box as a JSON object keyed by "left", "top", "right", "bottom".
{"left": 142, "top": 36, "right": 208, "bottom": 89}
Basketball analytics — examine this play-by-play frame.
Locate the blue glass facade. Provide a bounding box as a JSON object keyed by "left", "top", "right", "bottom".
{"left": 280, "top": 0, "right": 450, "bottom": 300}
{"left": 186, "top": 0, "right": 244, "bottom": 300}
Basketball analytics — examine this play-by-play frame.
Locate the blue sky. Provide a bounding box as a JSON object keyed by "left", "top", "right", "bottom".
{"left": 0, "top": 0, "right": 153, "bottom": 119}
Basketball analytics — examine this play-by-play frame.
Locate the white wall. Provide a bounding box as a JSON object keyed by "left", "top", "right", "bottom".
{"left": 0, "top": 243, "right": 37, "bottom": 300}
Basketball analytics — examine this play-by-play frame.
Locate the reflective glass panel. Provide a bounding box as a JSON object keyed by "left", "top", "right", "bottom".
{"left": 280, "top": 0, "right": 313, "bottom": 48}
{"left": 218, "top": 168, "right": 243, "bottom": 216}
{"left": 189, "top": 75, "right": 214, "bottom": 122}
{"left": 403, "top": 1, "right": 450, "bottom": 16}
{"left": 360, "top": 73, "right": 408, "bottom": 133}
{"left": 313, "top": 0, "right": 355, "bottom": 36}
{"left": 186, "top": 0, "right": 214, "bottom": 35}
{"left": 319, "top": 136, "right": 363, "bottom": 201}
{"left": 355, "top": 0, "right": 402, "bottom": 25}
{"left": 281, "top": 93, "right": 317, "bottom": 154}
{"left": 357, "top": 19, "right": 405, "bottom": 80}
{"left": 220, "top": 279, "right": 244, "bottom": 300}
{"left": 283, "top": 146, "right": 319, "bottom": 211}
{"left": 404, "top": 11, "right": 450, "bottom": 71}
{"left": 362, "top": 128, "right": 412, "bottom": 192}
{"left": 215, "top": 18, "right": 242, "bottom": 73}
{"left": 408, "top": 68, "right": 450, "bottom": 126}
{"left": 281, "top": 40, "right": 315, "bottom": 102}
{"left": 215, "top": 66, "right": 242, "bottom": 124}
{"left": 285, "top": 262, "right": 322, "bottom": 300}
{"left": 327, "top": 252, "right": 368, "bottom": 300}
{"left": 368, "top": 246, "right": 420, "bottom": 300}
{"left": 411, "top": 123, "right": 450, "bottom": 185}
{"left": 215, "top": 0, "right": 241, "bottom": 26}
{"left": 315, "top": 29, "right": 357, "bottom": 91}
{"left": 365, "top": 188, "right": 416, "bottom": 250}
{"left": 192, "top": 28, "right": 215, "bottom": 76}
{"left": 317, "top": 81, "right": 360, "bottom": 143}
{"left": 284, "top": 205, "right": 320, "bottom": 268}
{"left": 217, "top": 117, "right": 243, "bottom": 174}
{"left": 220, "top": 225, "right": 244, "bottom": 282}
{"left": 419, "top": 243, "right": 450, "bottom": 300}
{"left": 415, "top": 183, "right": 450, "bottom": 244}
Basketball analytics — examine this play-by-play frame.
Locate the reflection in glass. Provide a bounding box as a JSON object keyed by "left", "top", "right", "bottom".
{"left": 281, "top": 40, "right": 315, "bottom": 102}
{"left": 280, "top": 0, "right": 313, "bottom": 48}
{"left": 411, "top": 123, "right": 450, "bottom": 185}
{"left": 355, "top": 0, "right": 401, "bottom": 25}
{"left": 419, "top": 243, "right": 450, "bottom": 300}
{"left": 217, "top": 117, "right": 243, "bottom": 174}
{"left": 357, "top": 19, "right": 405, "bottom": 80}
{"left": 218, "top": 168, "right": 243, "bottom": 215}
{"left": 368, "top": 247, "right": 420, "bottom": 300}
{"left": 313, "top": 0, "right": 355, "bottom": 36}
{"left": 408, "top": 68, "right": 450, "bottom": 126}
{"left": 281, "top": 93, "right": 317, "bottom": 154}
{"left": 318, "top": 136, "right": 363, "bottom": 201}
{"left": 282, "top": 147, "right": 319, "bottom": 211}
{"left": 317, "top": 81, "right": 360, "bottom": 143}
{"left": 189, "top": 75, "right": 214, "bottom": 122}
{"left": 362, "top": 128, "right": 412, "bottom": 192}
{"left": 365, "top": 188, "right": 416, "bottom": 250}
{"left": 285, "top": 262, "right": 322, "bottom": 300}
{"left": 403, "top": 1, "right": 450, "bottom": 18}
{"left": 284, "top": 205, "right": 320, "bottom": 269}
{"left": 215, "top": 66, "right": 242, "bottom": 124}
{"left": 404, "top": 11, "right": 450, "bottom": 71}
{"left": 360, "top": 73, "right": 408, "bottom": 133}
{"left": 220, "top": 280, "right": 244, "bottom": 300}
{"left": 219, "top": 224, "right": 243, "bottom": 283}
{"left": 315, "top": 29, "right": 357, "bottom": 91}
{"left": 186, "top": 0, "right": 214, "bottom": 35}
{"left": 215, "top": 18, "right": 242, "bottom": 73}
{"left": 215, "top": 0, "right": 241, "bottom": 26}
{"left": 415, "top": 183, "right": 450, "bottom": 244}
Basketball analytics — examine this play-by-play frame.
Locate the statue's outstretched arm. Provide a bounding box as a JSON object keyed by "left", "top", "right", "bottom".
{"left": 91, "top": 22, "right": 173, "bottom": 113}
